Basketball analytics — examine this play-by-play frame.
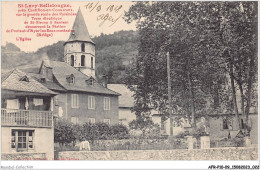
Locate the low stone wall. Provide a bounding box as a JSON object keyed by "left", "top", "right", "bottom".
{"left": 58, "top": 147, "right": 258, "bottom": 160}
{"left": 2, "top": 152, "right": 47, "bottom": 160}
{"left": 91, "top": 138, "right": 187, "bottom": 151}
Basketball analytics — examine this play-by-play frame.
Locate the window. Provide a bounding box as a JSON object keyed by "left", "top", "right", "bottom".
{"left": 71, "top": 77, "right": 75, "bottom": 84}
{"left": 81, "top": 43, "right": 85, "bottom": 52}
{"left": 20, "top": 76, "right": 29, "bottom": 82}
{"left": 91, "top": 57, "right": 93, "bottom": 69}
{"left": 71, "top": 117, "right": 79, "bottom": 124}
{"left": 161, "top": 118, "right": 166, "bottom": 131}
{"left": 88, "top": 96, "right": 95, "bottom": 109}
{"left": 6, "top": 99, "right": 19, "bottom": 109}
{"left": 39, "top": 78, "right": 46, "bottom": 83}
{"left": 70, "top": 55, "right": 74, "bottom": 66}
{"left": 223, "top": 119, "right": 228, "bottom": 129}
{"left": 33, "top": 98, "right": 43, "bottom": 106}
{"left": 241, "top": 119, "right": 245, "bottom": 129}
{"left": 222, "top": 118, "right": 233, "bottom": 130}
{"left": 88, "top": 118, "right": 95, "bottom": 124}
{"left": 86, "top": 79, "right": 94, "bottom": 86}
{"left": 89, "top": 79, "right": 94, "bottom": 86}
{"left": 71, "top": 32, "right": 75, "bottom": 38}
{"left": 71, "top": 94, "right": 79, "bottom": 108}
{"left": 81, "top": 55, "right": 85, "bottom": 66}
{"left": 11, "top": 130, "right": 34, "bottom": 152}
{"left": 104, "top": 97, "right": 110, "bottom": 110}
{"left": 103, "top": 119, "right": 110, "bottom": 125}
{"left": 66, "top": 74, "right": 75, "bottom": 84}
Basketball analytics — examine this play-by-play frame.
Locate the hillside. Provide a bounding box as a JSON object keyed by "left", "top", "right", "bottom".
{"left": 1, "top": 30, "right": 139, "bottom": 83}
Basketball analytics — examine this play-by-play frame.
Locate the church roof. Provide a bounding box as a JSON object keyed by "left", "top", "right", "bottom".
{"left": 65, "top": 8, "right": 95, "bottom": 45}
{"left": 1, "top": 69, "right": 57, "bottom": 95}
{"left": 40, "top": 60, "right": 120, "bottom": 96}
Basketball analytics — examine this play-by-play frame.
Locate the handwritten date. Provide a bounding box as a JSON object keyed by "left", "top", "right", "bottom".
{"left": 85, "top": 2, "right": 123, "bottom": 27}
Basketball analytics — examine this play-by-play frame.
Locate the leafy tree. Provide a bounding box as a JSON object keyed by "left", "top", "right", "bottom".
{"left": 96, "top": 53, "right": 126, "bottom": 84}
{"left": 124, "top": 1, "right": 257, "bottom": 134}
{"left": 54, "top": 118, "right": 76, "bottom": 148}
{"left": 218, "top": 2, "right": 257, "bottom": 135}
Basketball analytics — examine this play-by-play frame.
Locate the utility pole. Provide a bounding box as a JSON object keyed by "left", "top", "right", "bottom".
{"left": 167, "top": 52, "right": 173, "bottom": 136}
{"left": 187, "top": 58, "right": 196, "bottom": 128}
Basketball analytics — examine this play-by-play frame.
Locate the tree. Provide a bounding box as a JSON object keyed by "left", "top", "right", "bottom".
{"left": 215, "top": 2, "right": 257, "bottom": 134}
{"left": 124, "top": 2, "right": 223, "bottom": 126}
{"left": 96, "top": 53, "right": 125, "bottom": 84}
{"left": 54, "top": 118, "right": 76, "bottom": 148}
{"left": 124, "top": 2, "right": 257, "bottom": 134}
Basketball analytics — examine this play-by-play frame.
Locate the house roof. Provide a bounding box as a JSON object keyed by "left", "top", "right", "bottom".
{"left": 107, "top": 84, "right": 135, "bottom": 107}
{"left": 1, "top": 70, "right": 13, "bottom": 83}
{"left": 65, "top": 8, "right": 94, "bottom": 45}
{"left": 27, "top": 73, "right": 67, "bottom": 92}
{"left": 40, "top": 60, "right": 120, "bottom": 96}
{"left": 1, "top": 69, "right": 57, "bottom": 95}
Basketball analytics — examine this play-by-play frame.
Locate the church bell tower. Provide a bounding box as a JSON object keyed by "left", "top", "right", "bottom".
{"left": 64, "top": 8, "right": 95, "bottom": 78}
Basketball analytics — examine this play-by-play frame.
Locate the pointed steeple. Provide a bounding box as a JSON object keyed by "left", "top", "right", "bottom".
{"left": 64, "top": 7, "right": 96, "bottom": 78}
{"left": 66, "top": 8, "right": 95, "bottom": 45}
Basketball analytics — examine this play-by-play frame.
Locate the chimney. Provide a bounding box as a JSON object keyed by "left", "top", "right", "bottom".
{"left": 102, "top": 75, "right": 108, "bottom": 88}
{"left": 42, "top": 55, "right": 53, "bottom": 81}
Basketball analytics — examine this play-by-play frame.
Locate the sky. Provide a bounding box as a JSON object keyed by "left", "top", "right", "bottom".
{"left": 1, "top": 1, "right": 137, "bottom": 52}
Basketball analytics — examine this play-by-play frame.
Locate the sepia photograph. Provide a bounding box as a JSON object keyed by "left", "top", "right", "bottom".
{"left": 1, "top": 1, "right": 259, "bottom": 169}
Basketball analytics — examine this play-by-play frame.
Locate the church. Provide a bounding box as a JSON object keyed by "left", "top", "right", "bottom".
{"left": 30, "top": 8, "right": 120, "bottom": 125}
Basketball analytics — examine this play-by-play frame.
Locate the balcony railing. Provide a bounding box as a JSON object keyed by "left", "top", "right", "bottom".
{"left": 1, "top": 109, "right": 53, "bottom": 128}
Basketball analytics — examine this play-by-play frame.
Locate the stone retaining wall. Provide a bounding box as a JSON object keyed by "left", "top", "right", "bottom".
{"left": 58, "top": 147, "right": 258, "bottom": 160}
{"left": 2, "top": 152, "right": 47, "bottom": 160}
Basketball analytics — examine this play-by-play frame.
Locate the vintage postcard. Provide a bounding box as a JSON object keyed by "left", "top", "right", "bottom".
{"left": 1, "top": 1, "right": 259, "bottom": 169}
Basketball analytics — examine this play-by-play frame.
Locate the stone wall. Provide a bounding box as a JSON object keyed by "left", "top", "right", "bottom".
{"left": 58, "top": 147, "right": 258, "bottom": 160}
{"left": 2, "top": 152, "right": 47, "bottom": 160}
{"left": 90, "top": 138, "right": 187, "bottom": 151}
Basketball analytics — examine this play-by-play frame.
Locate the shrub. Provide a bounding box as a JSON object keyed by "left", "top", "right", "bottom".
{"left": 233, "top": 136, "right": 245, "bottom": 147}
{"left": 190, "top": 124, "right": 209, "bottom": 139}
{"left": 175, "top": 131, "right": 190, "bottom": 139}
{"left": 75, "top": 122, "right": 129, "bottom": 143}
{"left": 96, "top": 122, "right": 112, "bottom": 140}
{"left": 110, "top": 124, "right": 130, "bottom": 139}
{"left": 128, "top": 119, "right": 160, "bottom": 139}
{"left": 55, "top": 119, "right": 130, "bottom": 150}
{"left": 54, "top": 118, "right": 76, "bottom": 147}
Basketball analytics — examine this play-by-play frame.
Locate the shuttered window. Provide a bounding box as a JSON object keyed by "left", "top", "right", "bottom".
{"left": 11, "top": 130, "right": 34, "bottom": 152}
{"left": 71, "top": 94, "right": 79, "bottom": 108}
{"left": 88, "top": 96, "right": 95, "bottom": 109}
{"left": 104, "top": 97, "right": 110, "bottom": 110}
